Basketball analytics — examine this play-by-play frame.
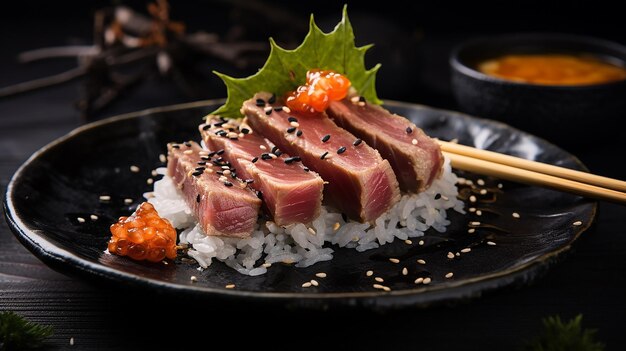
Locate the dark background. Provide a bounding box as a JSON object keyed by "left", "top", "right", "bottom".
{"left": 1, "top": 1, "right": 625, "bottom": 349}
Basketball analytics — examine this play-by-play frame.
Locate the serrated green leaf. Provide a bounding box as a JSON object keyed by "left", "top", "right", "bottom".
{"left": 212, "top": 5, "right": 381, "bottom": 118}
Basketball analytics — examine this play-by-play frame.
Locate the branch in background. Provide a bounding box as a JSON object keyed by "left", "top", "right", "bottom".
{"left": 0, "top": 311, "right": 53, "bottom": 350}
{"left": 523, "top": 314, "right": 605, "bottom": 351}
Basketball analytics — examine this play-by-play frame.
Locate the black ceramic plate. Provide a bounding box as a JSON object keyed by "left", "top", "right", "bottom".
{"left": 4, "top": 100, "right": 596, "bottom": 309}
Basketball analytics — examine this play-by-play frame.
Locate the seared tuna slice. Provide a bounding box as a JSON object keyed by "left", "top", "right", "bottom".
{"left": 327, "top": 99, "right": 443, "bottom": 192}
{"left": 167, "top": 141, "right": 261, "bottom": 238}
{"left": 242, "top": 92, "right": 400, "bottom": 223}
{"left": 200, "top": 116, "right": 324, "bottom": 226}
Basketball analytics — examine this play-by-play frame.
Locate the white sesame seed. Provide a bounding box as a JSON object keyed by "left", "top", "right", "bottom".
{"left": 290, "top": 121, "right": 300, "bottom": 127}
{"left": 512, "top": 212, "right": 520, "bottom": 218}
{"left": 373, "top": 284, "right": 385, "bottom": 290}
{"left": 163, "top": 261, "right": 169, "bottom": 265}
{"left": 144, "top": 192, "right": 154, "bottom": 198}
{"left": 219, "top": 176, "right": 227, "bottom": 182}
{"left": 469, "top": 195, "right": 477, "bottom": 202}
{"left": 487, "top": 241, "right": 497, "bottom": 246}
{"left": 461, "top": 248, "right": 471, "bottom": 253}
{"left": 417, "top": 259, "right": 426, "bottom": 265}
{"left": 302, "top": 282, "right": 312, "bottom": 288}
{"left": 310, "top": 279, "right": 319, "bottom": 286}
{"left": 262, "top": 263, "right": 272, "bottom": 268}
{"left": 239, "top": 182, "right": 247, "bottom": 189}
{"left": 375, "top": 277, "right": 384, "bottom": 283}
{"left": 151, "top": 170, "right": 158, "bottom": 177}
{"left": 476, "top": 210, "right": 482, "bottom": 216}
{"left": 77, "top": 217, "right": 85, "bottom": 223}
{"left": 414, "top": 277, "right": 424, "bottom": 284}
{"left": 99, "top": 195, "right": 111, "bottom": 202}
{"left": 124, "top": 198, "right": 133, "bottom": 205}
{"left": 447, "top": 252, "right": 455, "bottom": 259}
{"left": 423, "top": 277, "right": 432, "bottom": 284}
{"left": 366, "top": 270, "right": 374, "bottom": 277}
{"left": 498, "top": 183, "right": 503, "bottom": 189}
{"left": 389, "top": 258, "right": 400, "bottom": 264}
{"left": 282, "top": 106, "right": 291, "bottom": 113}
{"left": 468, "top": 228, "right": 476, "bottom": 234}
{"left": 130, "top": 165, "right": 140, "bottom": 172}
{"left": 238, "top": 133, "right": 244, "bottom": 138}
{"left": 70, "top": 337, "right": 74, "bottom": 346}
{"left": 223, "top": 170, "right": 231, "bottom": 175}
{"left": 382, "top": 286, "right": 391, "bottom": 292}
{"left": 147, "top": 178, "right": 154, "bottom": 185}
{"left": 404, "top": 239, "right": 413, "bottom": 245}
{"left": 269, "top": 153, "right": 278, "bottom": 159}
{"left": 477, "top": 179, "right": 485, "bottom": 186}
{"left": 90, "top": 214, "right": 98, "bottom": 221}
{"left": 333, "top": 222, "right": 341, "bottom": 231}
{"left": 351, "top": 96, "right": 360, "bottom": 103}
{"left": 479, "top": 189, "right": 487, "bottom": 195}
{"left": 259, "top": 145, "right": 267, "bottom": 150}
{"left": 308, "top": 227, "right": 316, "bottom": 235}
{"left": 412, "top": 139, "right": 418, "bottom": 145}
{"left": 445, "top": 272, "right": 454, "bottom": 279}
{"left": 470, "top": 221, "right": 481, "bottom": 226}
{"left": 402, "top": 267, "right": 408, "bottom": 276}
{"left": 190, "top": 276, "right": 197, "bottom": 282}
{"left": 315, "top": 272, "right": 327, "bottom": 278}
{"left": 456, "top": 252, "right": 461, "bottom": 257}
{"left": 159, "top": 154, "right": 167, "bottom": 163}
{"left": 573, "top": 220, "right": 583, "bottom": 226}
{"left": 183, "top": 149, "right": 194, "bottom": 155}
{"left": 205, "top": 168, "right": 213, "bottom": 173}
{"left": 441, "top": 195, "right": 449, "bottom": 201}
{"left": 221, "top": 165, "right": 230, "bottom": 170}
{"left": 418, "top": 240, "right": 424, "bottom": 246}
{"left": 469, "top": 207, "right": 476, "bottom": 212}
{"left": 225, "top": 284, "right": 235, "bottom": 289}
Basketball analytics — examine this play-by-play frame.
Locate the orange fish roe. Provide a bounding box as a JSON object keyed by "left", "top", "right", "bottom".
{"left": 108, "top": 202, "right": 177, "bottom": 262}
{"left": 286, "top": 69, "right": 351, "bottom": 114}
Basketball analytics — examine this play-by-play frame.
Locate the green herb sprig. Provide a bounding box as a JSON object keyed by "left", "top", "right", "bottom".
{"left": 0, "top": 311, "right": 53, "bottom": 350}
{"left": 524, "top": 314, "right": 605, "bottom": 351}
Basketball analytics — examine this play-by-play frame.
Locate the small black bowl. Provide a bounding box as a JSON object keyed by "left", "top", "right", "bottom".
{"left": 450, "top": 33, "right": 626, "bottom": 149}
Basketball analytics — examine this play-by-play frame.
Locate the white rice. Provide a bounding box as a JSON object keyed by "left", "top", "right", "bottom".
{"left": 147, "top": 159, "right": 464, "bottom": 276}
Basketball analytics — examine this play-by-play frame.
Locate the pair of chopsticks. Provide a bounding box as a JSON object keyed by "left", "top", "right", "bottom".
{"left": 438, "top": 140, "right": 626, "bottom": 204}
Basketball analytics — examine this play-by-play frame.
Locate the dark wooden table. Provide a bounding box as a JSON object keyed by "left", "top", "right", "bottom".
{"left": 2, "top": 11, "right": 626, "bottom": 351}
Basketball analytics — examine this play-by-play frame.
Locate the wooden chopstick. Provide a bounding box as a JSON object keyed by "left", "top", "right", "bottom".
{"left": 438, "top": 141, "right": 626, "bottom": 204}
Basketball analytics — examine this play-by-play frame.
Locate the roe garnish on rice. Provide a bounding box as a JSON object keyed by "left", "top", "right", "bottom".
{"left": 108, "top": 7, "right": 465, "bottom": 278}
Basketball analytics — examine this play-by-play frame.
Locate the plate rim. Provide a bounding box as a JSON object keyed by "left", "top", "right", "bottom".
{"left": 3, "top": 99, "right": 597, "bottom": 305}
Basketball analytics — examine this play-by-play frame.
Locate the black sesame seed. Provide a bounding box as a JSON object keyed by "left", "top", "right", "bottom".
{"left": 195, "top": 167, "right": 205, "bottom": 171}
{"left": 245, "top": 179, "right": 254, "bottom": 184}
{"left": 255, "top": 98, "right": 265, "bottom": 106}
{"left": 321, "top": 151, "right": 329, "bottom": 160}
{"left": 268, "top": 94, "right": 276, "bottom": 104}
{"left": 202, "top": 124, "right": 211, "bottom": 131}
{"left": 201, "top": 156, "right": 210, "bottom": 161}
{"left": 406, "top": 127, "right": 413, "bottom": 134}
{"left": 274, "top": 150, "right": 283, "bottom": 157}
{"left": 337, "top": 146, "right": 347, "bottom": 154}
{"left": 359, "top": 96, "right": 366, "bottom": 102}
{"left": 231, "top": 172, "right": 237, "bottom": 178}
{"left": 224, "top": 181, "right": 233, "bottom": 187}
{"left": 208, "top": 151, "right": 217, "bottom": 157}
{"left": 213, "top": 121, "right": 227, "bottom": 127}
{"left": 284, "top": 156, "right": 301, "bottom": 164}
{"left": 341, "top": 213, "right": 348, "bottom": 222}
{"left": 271, "top": 146, "right": 279, "bottom": 154}
{"left": 216, "top": 149, "right": 225, "bottom": 155}
{"left": 216, "top": 171, "right": 224, "bottom": 175}
{"left": 196, "top": 194, "right": 201, "bottom": 203}
{"left": 216, "top": 157, "right": 224, "bottom": 162}
{"left": 229, "top": 137, "right": 238, "bottom": 141}
{"left": 241, "top": 128, "right": 250, "bottom": 135}
{"left": 322, "top": 134, "right": 331, "bottom": 143}
{"left": 171, "top": 144, "right": 180, "bottom": 149}
{"left": 256, "top": 190, "right": 263, "bottom": 200}
{"left": 287, "top": 127, "right": 296, "bottom": 133}
{"left": 251, "top": 157, "right": 259, "bottom": 163}
{"left": 288, "top": 116, "right": 298, "bottom": 123}
{"left": 261, "top": 153, "right": 272, "bottom": 160}
{"left": 192, "top": 171, "right": 203, "bottom": 177}
{"left": 218, "top": 131, "right": 227, "bottom": 137}
{"left": 273, "top": 107, "right": 283, "bottom": 112}
{"left": 296, "top": 130, "right": 303, "bottom": 137}
{"left": 303, "top": 167, "right": 310, "bottom": 172}
{"left": 434, "top": 193, "right": 442, "bottom": 200}
{"left": 353, "top": 138, "right": 362, "bottom": 146}
{"left": 197, "top": 161, "right": 207, "bottom": 166}
{"left": 265, "top": 109, "right": 272, "bottom": 115}
{"left": 184, "top": 142, "right": 192, "bottom": 147}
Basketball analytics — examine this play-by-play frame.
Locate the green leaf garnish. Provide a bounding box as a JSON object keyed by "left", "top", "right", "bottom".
{"left": 523, "top": 314, "right": 605, "bottom": 351}
{"left": 212, "top": 5, "right": 381, "bottom": 118}
{"left": 0, "top": 311, "right": 53, "bottom": 350}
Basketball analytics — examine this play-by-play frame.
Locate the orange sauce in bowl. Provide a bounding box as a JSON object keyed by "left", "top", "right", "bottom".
{"left": 478, "top": 54, "right": 626, "bottom": 85}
